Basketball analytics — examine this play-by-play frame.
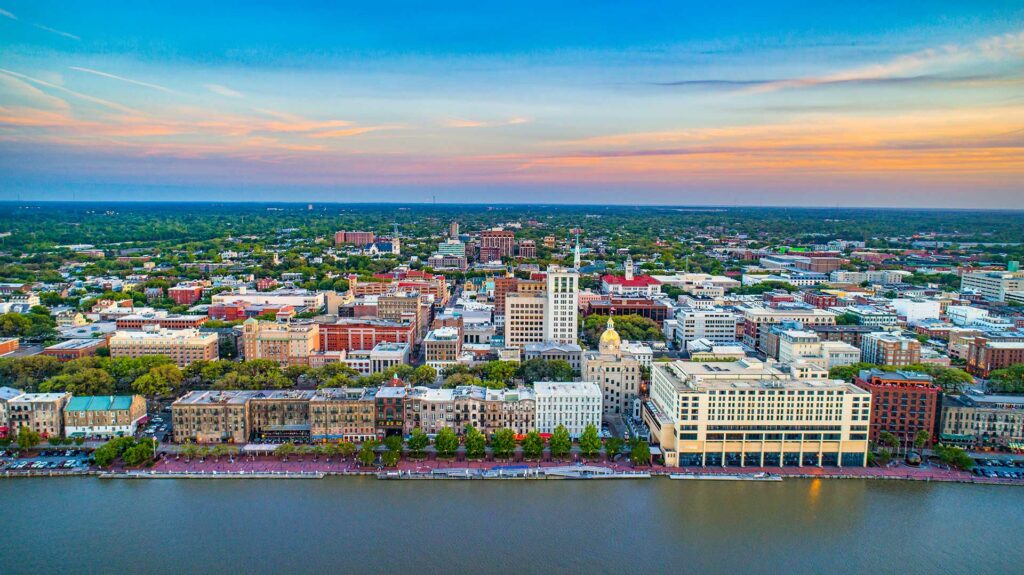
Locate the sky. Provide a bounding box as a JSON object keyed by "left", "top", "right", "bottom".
{"left": 1, "top": 1, "right": 1023, "bottom": 207}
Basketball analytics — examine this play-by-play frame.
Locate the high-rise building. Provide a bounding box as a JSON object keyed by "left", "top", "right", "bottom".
{"left": 545, "top": 265, "right": 579, "bottom": 345}
{"left": 449, "top": 221, "right": 460, "bottom": 238}
{"left": 960, "top": 271, "right": 1024, "bottom": 302}
{"left": 504, "top": 292, "right": 547, "bottom": 348}
{"left": 860, "top": 332, "right": 921, "bottom": 367}
{"left": 480, "top": 229, "right": 516, "bottom": 258}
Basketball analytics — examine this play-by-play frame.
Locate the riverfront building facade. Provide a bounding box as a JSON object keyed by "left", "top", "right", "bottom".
{"left": 644, "top": 360, "right": 871, "bottom": 468}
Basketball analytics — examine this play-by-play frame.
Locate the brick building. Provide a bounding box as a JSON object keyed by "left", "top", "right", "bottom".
{"left": 854, "top": 369, "right": 941, "bottom": 444}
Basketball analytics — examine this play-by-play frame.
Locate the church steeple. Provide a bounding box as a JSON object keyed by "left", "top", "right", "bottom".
{"left": 624, "top": 255, "right": 634, "bottom": 281}
{"left": 573, "top": 233, "right": 581, "bottom": 270}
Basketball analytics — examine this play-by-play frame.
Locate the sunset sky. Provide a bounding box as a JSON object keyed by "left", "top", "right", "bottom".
{"left": 1, "top": 1, "right": 1022, "bottom": 207}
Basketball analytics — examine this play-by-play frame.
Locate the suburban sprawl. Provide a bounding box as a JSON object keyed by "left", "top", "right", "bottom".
{"left": 1, "top": 204, "right": 1024, "bottom": 483}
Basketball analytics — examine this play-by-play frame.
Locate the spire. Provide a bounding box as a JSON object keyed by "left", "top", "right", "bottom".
{"left": 573, "top": 233, "right": 581, "bottom": 270}
{"left": 624, "top": 255, "right": 634, "bottom": 281}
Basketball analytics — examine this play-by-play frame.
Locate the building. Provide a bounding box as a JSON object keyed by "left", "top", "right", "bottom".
{"left": 211, "top": 288, "right": 326, "bottom": 311}
{"left": 318, "top": 318, "right": 416, "bottom": 352}
{"left": 892, "top": 298, "right": 942, "bottom": 324}
{"left": 481, "top": 387, "right": 536, "bottom": 435}
{"left": 375, "top": 383, "right": 409, "bottom": 436}
{"left": 854, "top": 369, "right": 941, "bottom": 444}
{"left": 41, "top": 338, "right": 108, "bottom": 361}
{"left": 960, "top": 271, "right": 1024, "bottom": 302}
{"left": 643, "top": 361, "right": 871, "bottom": 467}
{"left": 534, "top": 381, "right": 602, "bottom": 438}
{"left": 63, "top": 395, "right": 147, "bottom": 439}
{"left": 0, "top": 337, "right": 18, "bottom": 356}
{"left": 241, "top": 319, "right": 320, "bottom": 366}
{"left": 310, "top": 387, "right": 378, "bottom": 442}
{"left": 601, "top": 257, "right": 662, "bottom": 296}
{"left": 941, "top": 391, "right": 1024, "bottom": 447}
{"left": 378, "top": 292, "right": 427, "bottom": 337}
{"left": 369, "top": 342, "right": 410, "bottom": 374}
{"left": 522, "top": 341, "right": 583, "bottom": 371}
{"left": 115, "top": 312, "right": 207, "bottom": 330}
{"left": 7, "top": 392, "right": 71, "bottom": 438}
{"left": 517, "top": 240, "right": 536, "bottom": 259}
{"left": 480, "top": 229, "right": 516, "bottom": 258}
{"left": 839, "top": 305, "right": 898, "bottom": 326}
{"left": 545, "top": 265, "right": 579, "bottom": 345}
{"left": 246, "top": 390, "right": 316, "bottom": 442}
{"left": 0, "top": 386, "right": 25, "bottom": 438}
{"left": 582, "top": 318, "right": 642, "bottom": 418}
{"left": 665, "top": 308, "right": 739, "bottom": 347}
{"left": 805, "top": 324, "right": 884, "bottom": 348}
{"left": 109, "top": 328, "right": 219, "bottom": 367}
{"left": 803, "top": 292, "right": 839, "bottom": 310}
{"left": 966, "top": 337, "right": 1024, "bottom": 377}
{"left": 860, "top": 332, "right": 921, "bottom": 367}
{"left": 586, "top": 296, "right": 674, "bottom": 325}
{"left": 168, "top": 285, "right": 205, "bottom": 306}
{"left": 172, "top": 390, "right": 251, "bottom": 443}
{"left": 424, "top": 327, "right": 463, "bottom": 371}
{"left": 335, "top": 231, "right": 376, "bottom": 246}
{"left": 777, "top": 330, "right": 861, "bottom": 370}
{"left": 504, "top": 292, "right": 547, "bottom": 349}
{"left": 405, "top": 387, "right": 487, "bottom": 435}
{"left": 741, "top": 306, "right": 837, "bottom": 351}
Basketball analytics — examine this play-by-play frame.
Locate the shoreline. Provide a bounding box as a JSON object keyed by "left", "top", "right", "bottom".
{"left": 4, "top": 465, "right": 1022, "bottom": 486}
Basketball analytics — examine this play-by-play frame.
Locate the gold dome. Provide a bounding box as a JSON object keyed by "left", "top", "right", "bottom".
{"left": 598, "top": 317, "right": 622, "bottom": 355}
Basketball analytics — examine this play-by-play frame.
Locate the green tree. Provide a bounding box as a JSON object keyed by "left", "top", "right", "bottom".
{"left": 990, "top": 364, "right": 1024, "bottom": 394}
{"left": 132, "top": 364, "right": 184, "bottom": 397}
{"left": 407, "top": 428, "right": 429, "bottom": 457}
{"left": 180, "top": 441, "right": 200, "bottom": 461}
{"left": 123, "top": 440, "right": 155, "bottom": 467}
{"left": 629, "top": 439, "right": 651, "bottom": 466}
{"left": 357, "top": 440, "right": 379, "bottom": 467}
{"left": 15, "top": 426, "right": 41, "bottom": 451}
{"left": 549, "top": 425, "right": 572, "bottom": 459}
{"left": 578, "top": 424, "right": 601, "bottom": 458}
{"left": 275, "top": 442, "right": 296, "bottom": 460}
{"left": 913, "top": 430, "right": 931, "bottom": 451}
{"left": 384, "top": 434, "right": 404, "bottom": 454}
{"left": 381, "top": 449, "right": 400, "bottom": 467}
{"left": 519, "top": 358, "right": 576, "bottom": 383}
{"left": 410, "top": 365, "right": 438, "bottom": 386}
{"left": 40, "top": 367, "right": 115, "bottom": 395}
{"left": 491, "top": 428, "right": 516, "bottom": 459}
{"left": 479, "top": 361, "right": 518, "bottom": 384}
{"left": 522, "top": 430, "right": 544, "bottom": 460}
{"left": 828, "top": 362, "right": 878, "bottom": 381}
{"left": 464, "top": 425, "right": 486, "bottom": 459}
{"left": 605, "top": 437, "right": 624, "bottom": 460}
{"left": 434, "top": 427, "right": 458, "bottom": 458}
{"left": 337, "top": 441, "right": 357, "bottom": 459}
{"left": 442, "top": 373, "right": 484, "bottom": 388}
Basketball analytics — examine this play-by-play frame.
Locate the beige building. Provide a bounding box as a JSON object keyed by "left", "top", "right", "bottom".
{"left": 310, "top": 387, "right": 378, "bottom": 442}
{"left": 504, "top": 292, "right": 547, "bottom": 349}
{"left": 860, "top": 332, "right": 921, "bottom": 367}
{"left": 423, "top": 326, "right": 463, "bottom": 371}
{"left": 63, "top": 395, "right": 147, "bottom": 439}
{"left": 377, "top": 292, "right": 427, "bottom": 337}
{"left": 740, "top": 306, "right": 837, "bottom": 351}
{"left": 109, "top": 327, "right": 218, "bottom": 367}
{"left": 172, "top": 390, "right": 251, "bottom": 443}
{"left": 644, "top": 360, "right": 871, "bottom": 467}
{"left": 481, "top": 387, "right": 536, "bottom": 435}
{"left": 0, "top": 386, "right": 24, "bottom": 436}
{"left": 246, "top": 390, "right": 316, "bottom": 442}
{"left": 7, "top": 392, "right": 71, "bottom": 439}
{"left": 241, "top": 319, "right": 320, "bottom": 366}
{"left": 583, "top": 318, "right": 643, "bottom": 418}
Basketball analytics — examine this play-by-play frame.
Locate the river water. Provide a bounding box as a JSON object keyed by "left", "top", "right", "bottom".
{"left": 1, "top": 477, "right": 1021, "bottom": 574}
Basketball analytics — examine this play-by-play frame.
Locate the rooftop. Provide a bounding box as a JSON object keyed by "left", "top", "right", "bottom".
{"left": 65, "top": 395, "right": 137, "bottom": 412}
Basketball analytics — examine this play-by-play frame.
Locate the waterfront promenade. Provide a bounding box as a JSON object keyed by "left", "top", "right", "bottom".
{"left": 122, "top": 454, "right": 1024, "bottom": 485}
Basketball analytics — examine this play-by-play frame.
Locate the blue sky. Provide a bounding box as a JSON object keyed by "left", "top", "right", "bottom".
{"left": 1, "top": 1, "right": 1022, "bottom": 206}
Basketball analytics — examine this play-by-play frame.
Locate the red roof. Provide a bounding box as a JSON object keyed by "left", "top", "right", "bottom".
{"left": 601, "top": 274, "right": 661, "bottom": 287}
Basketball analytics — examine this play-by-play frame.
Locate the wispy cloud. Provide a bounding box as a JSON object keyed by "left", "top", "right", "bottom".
{"left": 445, "top": 117, "right": 530, "bottom": 128}
{"left": 742, "top": 31, "right": 1024, "bottom": 94}
{"left": 205, "top": 83, "right": 243, "bottom": 98}
{"left": 69, "top": 67, "right": 177, "bottom": 94}
{"left": 0, "top": 7, "right": 16, "bottom": 20}
{"left": 33, "top": 23, "right": 79, "bottom": 40}
{"left": 0, "top": 68, "right": 139, "bottom": 114}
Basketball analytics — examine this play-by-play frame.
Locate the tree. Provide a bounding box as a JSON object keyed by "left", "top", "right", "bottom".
{"left": 522, "top": 430, "right": 544, "bottom": 460}
{"left": 934, "top": 444, "right": 974, "bottom": 470}
{"left": 381, "top": 449, "right": 400, "bottom": 467}
{"left": 123, "top": 440, "right": 155, "bottom": 467}
{"left": 519, "top": 359, "right": 576, "bottom": 384}
{"left": 828, "top": 362, "right": 878, "bottom": 381}
{"left": 491, "top": 428, "right": 516, "bottom": 459}
{"left": 407, "top": 428, "right": 429, "bottom": 457}
{"left": 913, "top": 430, "right": 931, "bottom": 451}
{"left": 903, "top": 363, "right": 973, "bottom": 394}
{"left": 337, "top": 441, "right": 356, "bottom": 458}
{"left": 434, "top": 427, "right": 458, "bottom": 458}
{"left": 990, "top": 365, "right": 1024, "bottom": 394}
{"left": 357, "top": 440, "right": 379, "bottom": 467}
{"left": 442, "top": 373, "right": 484, "bottom": 388}
{"left": 479, "top": 361, "right": 518, "bottom": 384}
{"left": 132, "top": 364, "right": 184, "bottom": 397}
{"left": 582, "top": 314, "right": 663, "bottom": 346}
{"left": 629, "top": 439, "right": 651, "bottom": 466}
{"left": 605, "top": 437, "right": 624, "bottom": 460}
{"left": 16, "top": 426, "right": 41, "bottom": 451}
{"left": 549, "top": 425, "right": 572, "bottom": 459}
{"left": 180, "top": 441, "right": 199, "bottom": 461}
{"left": 275, "top": 442, "right": 296, "bottom": 460}
{"left": 579, "top": 424, "right": 601, "bottom": 458}
{"left": 384, "top": 434, "right": 404, "bottom": 455}
{"left": 93, "top": 443, "right": 118, "bottom": 468}
{"left": 877, "top": 431, "right": 899, "bottom": 455}
{"left": 283, "top": 365, "right": 312, "bottom": 384}
{"left": 410, "top": 365, "right": 438, "bottom": 386}
{"left": 40, "top": 367, "right": 115, "bottom": 396}
{"left": 464, "top": 425, "right": 486, "bottom": 459}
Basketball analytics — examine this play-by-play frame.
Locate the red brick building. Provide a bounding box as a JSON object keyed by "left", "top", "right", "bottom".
{"left": 966, "top": 337, "right": 1024, "bottom": 377}
{"left": 854, "top": 369, "right": 942, "bottom": 444}
{"left": 334, "top": 231, "right": 376, "bottom": 246}
{"left": 480, "top": 229, "right": 516, "bottom": 258}
{"left": 803, "top": 291, "right": 839, "bottom": 309}
{"left": 318, "top": 319, "right": 416, "bottom": 352}
{"left": 41, "top": 338, "right": 108, "bottom": 361}
{"left": 168, "top": 285, "right": 205, "bottom": 305}
{"left": 116, "top": 313, "right": 207, "bottom": 330}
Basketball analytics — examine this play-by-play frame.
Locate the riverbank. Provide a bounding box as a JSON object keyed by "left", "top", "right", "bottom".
{"left": 5, "top": 456, "right": 1022, "bottom": 486}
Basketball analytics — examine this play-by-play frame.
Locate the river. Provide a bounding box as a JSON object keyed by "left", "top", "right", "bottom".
{"left": 1, "top": 477, "right": 1021, "bottom": 574}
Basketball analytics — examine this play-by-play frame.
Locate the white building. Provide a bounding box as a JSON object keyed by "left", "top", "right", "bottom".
{"left": 947, "top": 305, "right": 989, "bottom": 327}
{"left": 960, "top": 271, "right": 1024, "bottom": 301}
{"left": 667, "top": 307, "right": 739, "bottom": 346}
{"left": 544, "top": 265, "right": 579, "bottom": 345}
{"left": 892, "top": 298, "right": 941, "bottom": 324}
{"left": 534, "top": 381, "right": 602, "bottom": 438}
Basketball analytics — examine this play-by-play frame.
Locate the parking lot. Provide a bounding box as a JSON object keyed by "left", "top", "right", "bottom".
{"left": 0, "top": 449, "right": 91, "bottom": 472}
{"left": 972, "top": 458, "right": 1024, "bottom": 480}
{"left": 139, "top": 410, "right": 172, "bottom": 443}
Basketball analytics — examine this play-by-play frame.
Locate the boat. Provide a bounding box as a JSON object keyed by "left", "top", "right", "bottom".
{"left": 669, "top": 472, "right": 783, "bottom": 482}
